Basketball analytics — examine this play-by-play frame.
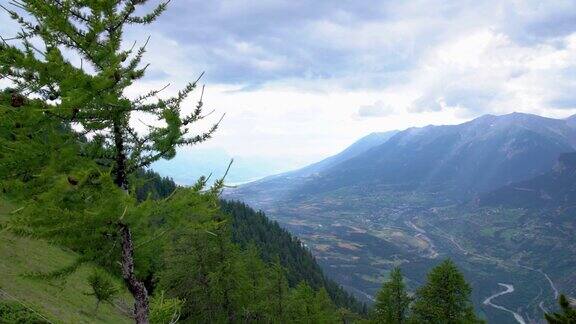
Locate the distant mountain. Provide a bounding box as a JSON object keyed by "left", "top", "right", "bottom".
{"left": 288, "top": 131, "right": 399, "bottom": 178}
{"left": 225, "top": 130, "right": 398, "bottom": 203}
{"left": 479, "top": 152, "right": 576, "bottom": 208}
{"left": 300, "top": 112, "right": 576, "bottom": 200}
{"left": 229, "top": 112, "right": 576, "bottom": 206}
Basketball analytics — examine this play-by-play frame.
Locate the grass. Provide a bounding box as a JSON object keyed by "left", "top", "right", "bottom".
{"left": 0, "top": 197, "right": 132, "bottom": 323}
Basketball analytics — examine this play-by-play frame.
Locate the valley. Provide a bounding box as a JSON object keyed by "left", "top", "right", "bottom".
{"left": 225, "top": 112, "right": 576, "bottom": 323}
{"left": 236, "top": 194, "right": 564, "bottom": 323}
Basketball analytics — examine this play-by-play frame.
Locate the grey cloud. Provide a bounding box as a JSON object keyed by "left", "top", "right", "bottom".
{"left": 357, "top": 100, "right": 394, "bottom": 118}
{"left": 410, "top": 86, "right": 499, "bottom": 114}
{"left": 4, "top": 0, "right": 576, "bottom": 115}
{"left": 136, "top": 0, "right": 576, "bottom": 90}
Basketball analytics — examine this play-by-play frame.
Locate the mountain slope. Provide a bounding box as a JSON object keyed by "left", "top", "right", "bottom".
{"left": 479, "top": 152, "right": 576, "bottom": 208}
{"left": 288, "top": 131, "right": 399, "bottom": 178}
{"left": 296, "top": 112, "right": 576, "bottom": 200}
{"left": 222, "top": 200, "right": 366, "bottom": 314}
{"left": 224, "top": 112, "right": 576, "bottom": 323}
{"left": 132, "top": 171, "right": 365, "bottom": 313}
{"left": 229, "top": 112, "right": 576, "bottom": 207}
{"left": 226, "top": 130, "right": 398, "bottom": 204}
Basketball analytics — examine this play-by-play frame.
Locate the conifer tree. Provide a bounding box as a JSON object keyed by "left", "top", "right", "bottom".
{"left": 267, "top": 259, "right": 290, "bottom": 322}
{"left": 410, "top": 259, "right": 483, "bottom": 324}
{"left": 286, "top": 282, "right": 316, "bottom": 322}
{"left": 372, "top": 267, "right": 411, "bottom": 324}
{"left": 1, "top": 1, "right": 219, "bottom": 322}
{"left": 87, "top": 270, "right": 118, "bottom": 312}
{"left": 238, "top": 243, "right": 269, "bottom": 322}
{"left": 545, "top": 294, "right": 576, "bottom": 324}
{"left": 313, "top": 288, "right": 341, "bottom": 323}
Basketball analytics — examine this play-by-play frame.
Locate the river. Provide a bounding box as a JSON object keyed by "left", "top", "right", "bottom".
{"left": 483, "top": 283, "right": 526, "bottom": 324}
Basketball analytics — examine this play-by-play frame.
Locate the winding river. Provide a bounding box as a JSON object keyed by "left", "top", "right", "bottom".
{"left": 483, "top": 283, "right": 526, "bottom": 324}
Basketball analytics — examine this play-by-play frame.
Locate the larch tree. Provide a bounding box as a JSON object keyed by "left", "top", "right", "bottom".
{"left": 372, "top": 267, "right": 411, "bottom": 324}
{"left": 0, "top": 1, "right": 220, "bottom": 323}
{"left": 410, "top": 259, "right": 483, "bottom": 324}
{"left": 545, "top": 294, "right": 576, "bottom": 324}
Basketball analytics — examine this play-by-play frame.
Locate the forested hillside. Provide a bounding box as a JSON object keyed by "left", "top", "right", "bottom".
{"left": 131, "top": 173, "right": 366, "bottom": 314}
{"left": 222, "top": 200, "right": 365, "bottom": 314}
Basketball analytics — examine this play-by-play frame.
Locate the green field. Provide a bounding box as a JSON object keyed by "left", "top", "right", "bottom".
{"left": 0, "top": 197, "right": 132, "bottom": 323}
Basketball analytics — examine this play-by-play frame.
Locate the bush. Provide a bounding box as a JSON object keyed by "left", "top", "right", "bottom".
{"left": 0, "top": 301, "right": 48, "bottom": 323}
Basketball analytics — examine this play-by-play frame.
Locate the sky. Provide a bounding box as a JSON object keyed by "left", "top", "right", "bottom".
{"left": 3, "top": 0, "right": 576, "bottom": 184}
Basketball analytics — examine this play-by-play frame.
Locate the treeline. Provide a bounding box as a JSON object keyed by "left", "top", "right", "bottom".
{"left": 132, "top": 172, "right": 366, "bottom": 314}
{"left": 223, "top": 200, "right": 366, "bottom": 314}
{"left": 369, "top": 261, "right": 483, "bottom": 323}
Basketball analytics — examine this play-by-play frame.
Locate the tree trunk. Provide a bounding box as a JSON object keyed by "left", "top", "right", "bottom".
{"left": 113, "top": 120, "right": 128, "bottom": 190}
{"left": 119, "top": 223, "right": 149, "bottom": 324}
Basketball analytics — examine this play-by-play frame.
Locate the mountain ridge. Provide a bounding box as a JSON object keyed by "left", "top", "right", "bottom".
{"left": 228, "top": 112, "right": 576, "bottom": 205}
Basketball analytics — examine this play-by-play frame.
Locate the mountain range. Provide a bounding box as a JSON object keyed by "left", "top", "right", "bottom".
{"left": 225, "top": 112, "right": 576, "bottom": 323}
{"left": 229, "top": 112, "right": 576, "bottom": 205}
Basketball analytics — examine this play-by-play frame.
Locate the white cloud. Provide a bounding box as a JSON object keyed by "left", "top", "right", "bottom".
{"left": 3, "top": 0, "right": 576, "bottom": 182}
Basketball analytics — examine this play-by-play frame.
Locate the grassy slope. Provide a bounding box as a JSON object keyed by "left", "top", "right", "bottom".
{"left": 0, "top": 197, "right": 132, "bottom": 323}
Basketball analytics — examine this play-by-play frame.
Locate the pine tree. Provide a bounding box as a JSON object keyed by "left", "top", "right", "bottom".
{"left": 372, "top": 267, "right": 411, "bottom": 324}
{"left": 545, "top": 294, "right": 576, "bottom": 324}
{"left": 1, "top": 2, "right": 219, "bottom": 322}
{"left": 410, "top": 259, "right": 483, "bottom": 324}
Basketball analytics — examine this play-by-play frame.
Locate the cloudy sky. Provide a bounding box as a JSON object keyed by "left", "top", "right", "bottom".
{"left": 4, "top": 0, "right": 576, "bottom": 184}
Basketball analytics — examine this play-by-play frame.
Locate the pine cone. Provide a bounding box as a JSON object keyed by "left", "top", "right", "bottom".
{"left": 67, "top": 176, "right": 79, "bottom": 186}
{"left": 11, "top": 93, "right": 24, "bottom": 107}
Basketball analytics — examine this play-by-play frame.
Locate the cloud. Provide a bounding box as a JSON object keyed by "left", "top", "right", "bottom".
{"left": 357, "top": 101, "right": 394, "bottom": 118}
{"left": 3, "top": 0, "right": 576, "bottom": 179}
{"left": 405, "top": 29, "right": 576, "bottom": 115}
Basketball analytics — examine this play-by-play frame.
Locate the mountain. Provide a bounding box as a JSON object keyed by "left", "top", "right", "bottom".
{"left": 479, "top": 152, "right": 576, "bottom": 209}
{"left": 226, "top": 130, "right": 398, "bottom": 204}
{"left": 295, "top": 112, "right": 576, "bottom": 200}
{"left": 229, "top": 112, "right": 576, "bottom": 206}
{"left": 288, "top": 131, "right": 399, "bottom": 178}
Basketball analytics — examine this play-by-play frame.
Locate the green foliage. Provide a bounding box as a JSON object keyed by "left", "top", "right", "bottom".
{"left": 149, "top": 291, "right": 183, "bottom": 324}
{"left": 372, "top": 267, "right": 411, "bottom": 324}
{"left": 0, "top": 301, "right": 48, "bottom": 324}
{"left": 157, "top": 215, "right": 272, "bottom": 322}
{"left": 222, "top": 199, "right": 366, "bottom": 315}
{"left": 410, "top": 259, "right": 483, "bottom": 324}
{"left": 545, "top": 294, "right": 576, "bottom": 324}
{"left": 0, "top": 1, "right": 219, "bottom": 189}
{"left": 132, "top": 169, "right": 177, "bottom": 202}
{"left": 156, "top": 212, "right": 344, "bottom": 323}
{"left": 87, "top": 269, "right": 119, "bottom": 311}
